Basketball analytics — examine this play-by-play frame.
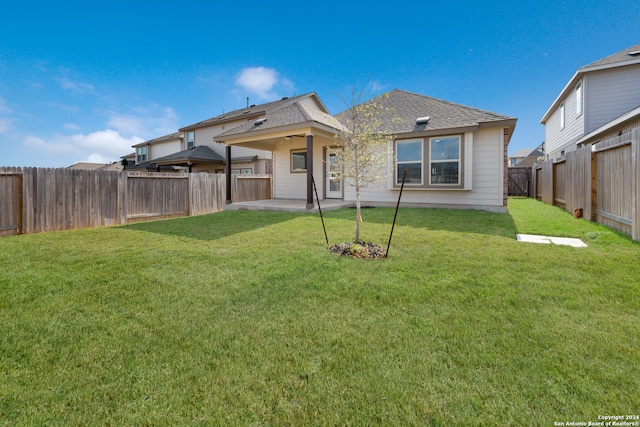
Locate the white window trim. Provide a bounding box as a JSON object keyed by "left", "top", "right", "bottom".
{"left": 395, "top": 139, "right": 424, "bottom": 185}
{"left": 186, "top": 131, "right": 195, "bottom": 149}
{"left": 428, "top": 135, "right": 461, "bottom": 186}
{"left": 560, "top": 102, "right": 565, "bottom": 130}
{"left": 576, "top": 81, "right": 583, "bottom": 117}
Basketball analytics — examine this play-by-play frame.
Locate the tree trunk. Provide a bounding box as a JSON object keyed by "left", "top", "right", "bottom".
{"left": 355, "top": 194, "right": 361, "bottom": 242}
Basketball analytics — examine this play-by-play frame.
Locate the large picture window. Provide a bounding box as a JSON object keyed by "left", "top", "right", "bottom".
{"left": 394, "top": 135, "right": 464, "bottom": 189}
{"left": 291, "top": 150, "right": 307, "bottom": 172}
{"left": 396, "top": 139, "right": 423, "bottom": 184}
{"left": 429, "top": 136, "right": 460, "bottom": 185}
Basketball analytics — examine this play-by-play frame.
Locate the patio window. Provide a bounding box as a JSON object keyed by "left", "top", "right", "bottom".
{"left": 291, "top": 150, "right": 307, "bottom": 172}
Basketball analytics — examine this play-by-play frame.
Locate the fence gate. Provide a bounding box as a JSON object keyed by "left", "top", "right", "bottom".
{"left": 0, "top": 170, "right": 23, "bottom": 236}
{"left": 508, "top": 167, "right": 531, "bottom": 197}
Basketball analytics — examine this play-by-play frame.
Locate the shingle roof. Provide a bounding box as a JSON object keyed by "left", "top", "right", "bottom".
{"left": 581, "top": 43, "right": 640, "bottom": 69}
{"left": 153, "top": 145, "right": 225, "bottom": 164}
{"left": 179, "top": 93, "right": 322, "bottom": 131}
{"left": 133, "top": 131, "right": 182, "bottom": 148}
{"left": 336, "top": 89, "right": 515, "bottom": 135}
{"left": 217, "top": 100, "right": 345, "bottom": 138}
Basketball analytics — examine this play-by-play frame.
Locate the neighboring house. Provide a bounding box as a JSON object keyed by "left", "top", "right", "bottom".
{"left": 128, "top": 132, "right": 184, "bottom": 171}
{"left": 509, "top": 144, "right": 544, "bottom": 167}
{"left": 541, "top": 43, "right": 640, "bottom": 160}
{"left": 68, "top": 162, "right": 123, "bottom": 171}
{"left": 216, "top": 89, "right": 516, "bottom": 213}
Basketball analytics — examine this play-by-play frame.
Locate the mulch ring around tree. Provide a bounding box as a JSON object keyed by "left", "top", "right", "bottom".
{"left": 328, "top": 241, "right": 386, "bottom": 259}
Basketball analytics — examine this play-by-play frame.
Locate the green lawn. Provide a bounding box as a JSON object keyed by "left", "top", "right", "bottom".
{"left": 1, "top": 198, "right": 638, "bottom": 426}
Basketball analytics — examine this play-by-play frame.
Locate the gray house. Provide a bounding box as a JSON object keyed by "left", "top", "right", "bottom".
{"left": 541, "top": 43, "right": 640, "bottom": 159}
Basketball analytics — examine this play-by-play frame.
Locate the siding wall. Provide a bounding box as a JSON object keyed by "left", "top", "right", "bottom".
{"left": 352, "top": 127, "right": 505, "bottom": 211}
{"left": 195, "top": 122, "right": 272, "bottom": 160}
{"left": 545, "top": 79, "right": 585, "bottom": 159}
{"left": 270, "top": 128, "right": 508, "bottom": 211}
{"left": 586, "top": 65, "right": 640, "bottom": 134}
{"left": 273, "top": 138, "right": 329, "bottom": 199}
{"left": 149, "top": 140, "right": 181, "bottom": 160}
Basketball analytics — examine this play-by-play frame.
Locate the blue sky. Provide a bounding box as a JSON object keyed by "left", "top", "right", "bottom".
{"left": 1, "top": 0, "right": 638, "bottom": 167}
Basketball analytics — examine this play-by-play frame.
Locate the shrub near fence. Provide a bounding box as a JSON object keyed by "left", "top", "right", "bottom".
{"left": 533, "top": 128, "right": 640, "bottom": 242}
{"left": 0, "top": 168, "right": 271, "bottom": 236}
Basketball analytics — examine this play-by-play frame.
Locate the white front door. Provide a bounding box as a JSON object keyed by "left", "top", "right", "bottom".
{"left": 326, "top": 149, "right": 342, "bottom": 199}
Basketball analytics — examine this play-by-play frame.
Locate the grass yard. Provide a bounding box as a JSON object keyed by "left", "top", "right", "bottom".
{"left": 0, "top": 198, "right": 638, "bottom": 425}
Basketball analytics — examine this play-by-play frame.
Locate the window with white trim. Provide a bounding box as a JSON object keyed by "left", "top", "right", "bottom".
{"left": 136, "top": 146, "right": 147, "bottom": 163}
{"left": 429, "top": 136, "right": 460, "bottom": 185}
{"left": 396, "top": 139, "right": 423, "bottom": 184}
{"left": 560, "top": 102, "right": 565, "bottom": 129}
{"left": 394, "top": 135, "right": 464, "bottom": 188}
{"left": 576, "top": 81, "right": 582, "bottom": 116}
{"left": 187, "top": 131, "right": 195, "bottom": 149}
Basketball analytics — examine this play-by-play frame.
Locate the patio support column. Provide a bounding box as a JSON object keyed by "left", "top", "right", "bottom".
{"left": 306, "top": 135, "right": 314, "bottom": 209}
{"left": 226, "top": 145, "right": 232, "bottom": 204}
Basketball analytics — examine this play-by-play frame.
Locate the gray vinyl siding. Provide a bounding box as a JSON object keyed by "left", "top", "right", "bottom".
{"left": 585, "top": 65, "right": 640, "bottom": 134}
{"left": 545, "top": 83, "right": 585, "bottom": 159}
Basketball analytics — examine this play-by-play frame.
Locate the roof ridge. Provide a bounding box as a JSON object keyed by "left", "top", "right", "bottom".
{"left": 381, "top": 89, "right": 514, "bottom": 120}
{"left": 580, "top": 42, "right": 640, "bottom": 69}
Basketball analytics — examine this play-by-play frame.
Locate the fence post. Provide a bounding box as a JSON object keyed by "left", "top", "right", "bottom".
{"left": 632, "top": 128, "right": 639, "bottom": 242}
{"left": 590, "top": 151, "right": 598, "bottom": 222}
{"left": 118, "top": 171, "right": 127, "bottom": 225}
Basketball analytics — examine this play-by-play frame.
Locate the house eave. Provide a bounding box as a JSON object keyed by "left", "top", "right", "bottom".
{"left": 576, "top": 105, "right": 640, "bottom": 145}
{"left": 216, "top": 121, "right": 341, "bottom": 145}
{"left": 179, "top": 112, "right": 266, "bottom": 132}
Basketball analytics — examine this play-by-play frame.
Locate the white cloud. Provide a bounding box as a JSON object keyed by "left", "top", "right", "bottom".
{"left": 64, "top": 123, "right": 81, "bottom": 131}
{"left": 107, "top": 105, "right": 178, "bottom": 138}
{"left": 0, "top": 97, "right": 13, "bottom": 114}
{"left": 235, "top": 67, "right": 288, "bottom": 100}
{"left": 56, "top": 77, "right": 97, "bottom": 95}
{"left": 0, "top": 97, "right": 14, "bottom": 132}
{"left": 0, "top": 118, "right": 12, "bottom": 133}
{"left": 23, "top": 130, "right": 144, "bottom": 164}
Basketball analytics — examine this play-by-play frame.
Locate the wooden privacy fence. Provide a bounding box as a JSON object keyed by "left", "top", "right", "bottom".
{"left": 0, "top": 167, "right": 271, "bottom": 236}
{"left": 533, "top": 128, "right": 640, "bottom": 242}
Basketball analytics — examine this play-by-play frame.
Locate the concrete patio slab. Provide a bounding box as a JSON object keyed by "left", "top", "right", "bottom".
{"left": 517, "top": 234, "right": 588, "bottom": 248}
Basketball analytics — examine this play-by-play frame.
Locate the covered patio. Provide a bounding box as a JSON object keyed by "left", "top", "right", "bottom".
{"left": 213, "top": 97, "right": 346, "bottom": 209}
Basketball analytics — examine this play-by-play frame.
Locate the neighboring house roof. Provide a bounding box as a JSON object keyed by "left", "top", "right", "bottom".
{"left": 68, "top": 162, "right": 123, "bottom": 171}
{"left": 125, "top": 161, "right": 180, "bottom": 171}
{"left": 153, "top": 145, "right": 226, "bottom": 165}
{"left": 336, "top": 89, "right": 516, "bottom": 136}
{"left": 179, "top": 93, "right": 329, "bottom": 131}
{"left": 541, "top": 43, "right": 640, "bottom": 123}
{"left": 576, "top": 105, "right": 640, "bottom": 145}
{"left": 509, "top": 148, "right": 543, "bottom": 167}
{"left": 216, "top": 100, "right": 346, "bottom": 138}
{"left": 132, "top": 131, "right": 183, "bottom": 148}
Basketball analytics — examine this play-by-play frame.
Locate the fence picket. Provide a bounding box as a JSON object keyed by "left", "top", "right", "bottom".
{"left": 534, "top": 128, "right": 639, "bottom": 241}
{"left": 0, "top": 169, "right": 271, "bottom": 236}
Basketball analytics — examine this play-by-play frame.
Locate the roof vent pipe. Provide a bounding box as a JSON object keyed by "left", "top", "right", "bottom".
{"left": 416, "top": 116, "right": 430, "bottom": 125}
{"left": 254, "top": 118, "right": 267, "bottom": 126}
